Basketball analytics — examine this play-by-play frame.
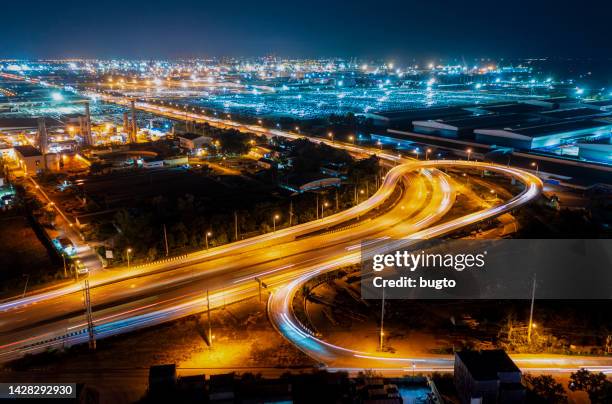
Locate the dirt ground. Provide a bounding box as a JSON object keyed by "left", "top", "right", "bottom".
{"left": 0, "top": 296, "right": 314, "bottom": 404}
{"left": 0, "top": 214, "right": 59, "bottom": 295}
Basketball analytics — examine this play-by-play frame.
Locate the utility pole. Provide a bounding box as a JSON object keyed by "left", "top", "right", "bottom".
{"left": 22, "top": 274, "right": 30, "bottom": 298}
{"left": 379, "top": 288, "right": 385, "bottom": 351}
{"left": 206, "top": 289, "right": 212, "bottom": 347}
{"left": 335, "top": 189, "right": 339, "bottom": 211}
{"left": 163, "top": 224, "right": 169, "bottom": 257}
{"left": 83, "top": 280, "right": 96, "bottom": 350}
{"left": 234, "top": 211, "right": 238, "bottom": 241}
{"left": 254, "top": 277, "right": 267, "bottom": 303}
{"left": 527, "top": 273, "right": 536, "bottom": 344}
{"left": 62, "top": 254, "right": 67, "bottom": 278}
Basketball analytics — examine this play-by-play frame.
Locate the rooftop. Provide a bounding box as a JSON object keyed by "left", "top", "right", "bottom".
{"left": 456, "top": 350, "right": 520, "bottom": 380}
{"left": 178, "top": 132, "right": 207, "bottom": 140}
{"left": 14, "top": 145, "right": 42, "bottom": 157}
{"left": 540, "top": 107, "right": 611, "bottom": 120}
{"left": 0, "top": 117, "right": 60, "bottom": 130}
{"left": 370, "top": 106, "right": 473, "bottom": 122}
{"left": 479, "top": 102, "right": 548, "bottom": 114}
{"left": 512, "top": 119, "right": 612, "bottom": 138}
{"left": 432, "top": 113, "right": 535, "bottom": 130}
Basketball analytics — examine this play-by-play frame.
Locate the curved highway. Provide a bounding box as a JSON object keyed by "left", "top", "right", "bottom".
{"left": 268, "top": 163, "right": 612, "bottom": 374}
{"left": 0, "top": 162, "right": 452, "bottom": 361}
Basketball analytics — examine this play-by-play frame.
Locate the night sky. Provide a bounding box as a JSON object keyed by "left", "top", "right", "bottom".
{"left": 1, "top": 0, "right": 611, "bottom": 59}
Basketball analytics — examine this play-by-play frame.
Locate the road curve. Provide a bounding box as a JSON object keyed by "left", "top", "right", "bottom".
{"left": 266, "top": 161, "right": 612, "bottom": 374}
{"left": 0, "top": 163, "right": 451, "bottom": 361}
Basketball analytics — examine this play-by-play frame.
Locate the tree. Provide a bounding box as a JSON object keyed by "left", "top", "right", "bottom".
{"left": 217, "top": 129, "right": 252, "bottom": 155}
{"left": 524, "top": 374, "right": 568, "bottom": 403}
{"left": 569, "top": 368, "right": 612, "bottom": 403}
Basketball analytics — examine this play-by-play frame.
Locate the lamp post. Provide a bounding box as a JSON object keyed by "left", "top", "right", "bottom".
{"left": 273, "top": 214, "right": 280, "bottom": 232}
{"left": 22, "top": 274, "right": 29, "bottom": 298}
{"left": 413, "top": 148, "right": 420, "bottom": 160}
{"left": 327, "top": 131, "right": 334, "bottom": 143}
{"left": 126, "top": 248, "right": 132, "bottom": 269}
{"left": 531, "top": 161, "right": 539, "bottom": 174}
{"left": 322, "top": 202, "right": 329, "bottom": 217}
{"left": 348, "top": 135, "right": 354, "bottom": 144}
{"left": 426, "top": 148, "right": 432, "bottom": 160}
{"left": 466, "top": 148, "right": 472, "bottom": 161}
{"left": 205, "top": 231, "right": 212, "bottom": 250}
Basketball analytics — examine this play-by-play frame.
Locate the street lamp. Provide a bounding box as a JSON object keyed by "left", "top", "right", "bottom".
{"left": 466, "top": 148, "right": 472, "bottom": 161}
{"left": 295, "top": 126, "right": 300, "bottom": 132}
{"left": 273, "top": 214, "right": 280, "bottom": 232}
{"left": 413, "top": 148, "right": 420, "bottom": 160}
{"left": 126, "top": 248, "right": 132, "bottom": 269}
{"left": 327, "top": 132, "right": 334, "bottom": 143}
{"left": 322, "top": 202, "right": 329, "bottom": 217}
{"left": 348, "top": 135, "right": 354, "bottom": 144}
{"left": 531, "top": 161, "right": 539, "bottom": 174}
{"left": 426, "top": 148, "right": 432, "bottom": 160}
{"left": 377, "top": 140, "right": 383, "bottom": 150}
{"left": 205, "top": 231, "right": 212, "bottom": 250}
{"left": 258, "top": 119, "right": 263, "bottom": 125}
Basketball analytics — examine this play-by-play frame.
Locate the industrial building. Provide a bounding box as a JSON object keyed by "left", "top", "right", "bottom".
{"left": 577, "top": 138, "right": 612, "bottom": 163}
{"left": 178, "top": 132, "right": 213, "bottom": 151}
{"left": 365, "top": 106, "right": 475, "bottom": 129}
{"left": 13, "top": 145, "right": 59, "bottom": 174}
{"left": 474, "top": 120, "right": 612, "bottom": 150}
{"left": 412, "top": 113, "right": 544, "bottom": 139}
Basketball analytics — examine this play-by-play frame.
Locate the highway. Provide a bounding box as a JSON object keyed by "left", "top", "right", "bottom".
{"left": 0, "top": 157, "right": 540, "bottom": 364}
{"left": 5, "top": 94, "right": 600, "bottom": 376}
{"left": 0, "top": 160, "right": 453, "bottom": 361}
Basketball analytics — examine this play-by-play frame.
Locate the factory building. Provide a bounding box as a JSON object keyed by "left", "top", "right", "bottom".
{"left": 475, "top": 120, "right": 612, "bottom": 150}
{"left": 577, "top": 138, "right": 612, "bottom": 163}
{"left": 178, "top": 133, "right": 213, "bottom": 151}
{"left": 412, "top": 113, "right": 544, "bottom": 139}
{"left": 13, "top": 145, "right": 59, "bottom": 175}
{"left": 365, "top": 106, "right": 474, "bottom": 129}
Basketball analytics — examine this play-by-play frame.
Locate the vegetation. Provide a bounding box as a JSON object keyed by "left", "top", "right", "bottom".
{"left": 524, "top": 374, "right": 568, "bottom": 403}
{"left": 568, "top": 368, "right": 612, "bottom": 403}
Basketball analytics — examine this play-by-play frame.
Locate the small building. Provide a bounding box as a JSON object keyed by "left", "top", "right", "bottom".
{"left": 178, "top": 132, "right": 212, "bottom": 151}
{"left": 257, "top": 157, "right": 275, "bottom": 169}
{"left": 209, "top": 373, "right": 238, "bottom": 403}
{"left": 13, "top": 145, "right": 59, "bottom": 174}
{"left": 148, "top": 364, "right": 177, "bottom": 393}
{"left": 454, "top": 350, "right": 525, "bottom": 404}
